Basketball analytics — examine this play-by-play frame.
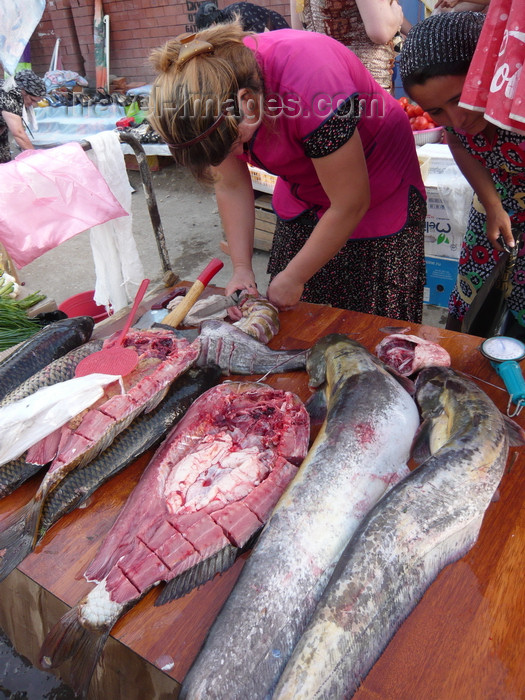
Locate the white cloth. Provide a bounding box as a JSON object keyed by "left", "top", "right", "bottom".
{"left": 0, "top": 1, "right": 45, "bottom": 75}
{"left": 86, "top": 131, "right": 145, "bottom": 313}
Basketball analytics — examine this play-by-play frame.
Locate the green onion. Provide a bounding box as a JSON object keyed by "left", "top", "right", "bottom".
{"left": 0, "top": 297, "right": 44, "bottom": 350}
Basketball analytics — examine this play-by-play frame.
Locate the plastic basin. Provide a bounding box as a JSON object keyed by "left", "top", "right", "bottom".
{"left": 58, "top": 290, "right": 109, "bottom": 324}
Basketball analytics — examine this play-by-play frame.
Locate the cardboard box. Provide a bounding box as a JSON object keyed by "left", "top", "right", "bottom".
{"left": 424, "top": 255, "right": 458, "bottom": 307}
{"left": 424, "top": 167, "right": 473, "bottom": 260}
{"left": 249, "top": 165, "right": 277, "bottom": 194}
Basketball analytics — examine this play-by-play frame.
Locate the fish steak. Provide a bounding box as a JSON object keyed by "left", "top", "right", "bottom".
{"left": 180, "top": 334, "right": 420, "bottom": 700}
{"left": 273, "top": 366, "right": 525, "bottom": 699}
{"left": 39, "top": 380, "right": 309, "bottom": 698}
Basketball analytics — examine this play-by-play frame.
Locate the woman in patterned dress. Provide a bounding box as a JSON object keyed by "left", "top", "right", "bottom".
{"left": 0, "top": 70, "right": 46, "bottom": 163}
{"left": 400, "top": 11, "right": 525, "bottom": 335}
{"left": 149, "top": 24, "right": 426, "bottom": 322}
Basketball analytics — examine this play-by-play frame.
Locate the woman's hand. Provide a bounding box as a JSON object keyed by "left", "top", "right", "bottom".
{"left": 267, "top": 271, "right": 304, "bottom": 311}
{"left": 485, "top": 207, "right": 515, "bottom": 252}
{"left": 225, "top": 267, "right": 258, "bottom": 320}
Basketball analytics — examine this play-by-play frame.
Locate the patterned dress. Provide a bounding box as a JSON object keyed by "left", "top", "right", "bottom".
{"left": 0, "top": 85, "right": 23, "bottom": 163}
{"left": 300, "top": 0, "right": 396, "bottom": 92}
{"left": 448, "top": 127, "right": 525, "bottom": 327}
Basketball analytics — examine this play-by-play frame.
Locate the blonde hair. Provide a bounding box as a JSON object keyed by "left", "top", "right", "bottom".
{"left": 149, "top": 21, "right": 262, "bottom": 182}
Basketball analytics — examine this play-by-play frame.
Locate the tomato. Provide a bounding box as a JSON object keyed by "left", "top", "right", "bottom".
{"left": 422, "top": 112, "right": 437, "bottom": 128}
{"left": 412, "top": 104, "right": 424, "bottom": 117}
{"left": 405, "top": 104, "right": 418, "bottom": 118}
{"left": 399, "top": 96, "right": 409, "bottom": 108}
{"left": 413, "top": 115, "right": 430, "bottom": 131}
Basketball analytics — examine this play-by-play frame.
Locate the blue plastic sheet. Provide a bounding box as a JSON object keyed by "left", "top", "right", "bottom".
{"left": 0, "top": 1, "right": 46, "bottom": 76}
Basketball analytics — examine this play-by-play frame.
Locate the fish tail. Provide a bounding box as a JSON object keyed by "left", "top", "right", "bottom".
{"left": 0, "top": 498, "right": 41, "bottom": 582}
{"left": 39, "top": 606, "right": 110, "bottom": 698}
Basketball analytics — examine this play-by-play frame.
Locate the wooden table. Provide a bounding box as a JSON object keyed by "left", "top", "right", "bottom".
{"left": 0, "top": 301, "right": 523, "bottom": 699}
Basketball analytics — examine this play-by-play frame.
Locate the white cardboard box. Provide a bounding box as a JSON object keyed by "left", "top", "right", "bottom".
{"left": 420, "top": 144, "right": 473, "bottom": 260}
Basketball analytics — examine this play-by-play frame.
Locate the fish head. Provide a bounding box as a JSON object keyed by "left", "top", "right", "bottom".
{"left": 307, "top": 334, "right": 366, "bottom": 388}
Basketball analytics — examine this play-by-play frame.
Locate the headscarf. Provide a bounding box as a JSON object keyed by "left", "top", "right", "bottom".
{"left": 399, "top": 11, "right": 485, "bottom": 83}
{"left": 14, "top": 69, "right": 46, "bottom": 97}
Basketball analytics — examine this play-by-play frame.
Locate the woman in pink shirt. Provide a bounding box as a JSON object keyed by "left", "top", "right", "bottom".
{"left": 149, "top": 25, "right": 426, "bottom": 322}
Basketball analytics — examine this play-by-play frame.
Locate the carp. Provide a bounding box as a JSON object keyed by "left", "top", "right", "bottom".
{"left": 273, "top": 367, "right": 525, "bottom": 699}
{"left": 38, "top": 381, "right": 309, "bottom": 698}
{"left": 0, "top": 339, "right": 103, "bottom": 408}
{"left": 180, "top": 334, "right": 420, "bottom": 700}
{"left": 0, "top": 316, "right": 95, "bottom": 403}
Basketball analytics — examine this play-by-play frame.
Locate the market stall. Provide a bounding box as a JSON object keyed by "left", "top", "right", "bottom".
{"left": 0, "top": 293, "right": 523, "bottom": 699}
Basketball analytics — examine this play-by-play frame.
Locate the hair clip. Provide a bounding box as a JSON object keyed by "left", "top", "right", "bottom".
{"left": 176, "top": 32, "right": 214, "bottom": 68}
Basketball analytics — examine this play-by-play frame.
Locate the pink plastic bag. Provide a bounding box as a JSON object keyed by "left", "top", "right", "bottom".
{"left": 0, "top": 142, "right": 128, "bottom": 267}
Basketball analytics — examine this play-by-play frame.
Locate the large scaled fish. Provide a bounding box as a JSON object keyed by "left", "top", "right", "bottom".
{"left": 0, "top": 328, "right": 199, "bottom": 581}
{"left": 36, "top": 366, "right": 221, "bottom": 538}
{"left": 0, "top": 338, "right": 103, "bottom": 408}
{"left": 195, "top": 320, "right": 308, "bottom": 375}
{"left": 180, "top": 334, "right": 420, "bottom": 700}
{"left": 0, "top": 316, "right": 95, "bottom": 403}
{"left": 273, "top": 366, "right": 525, "bottom": 699}
{"left": 39, "top": 380, "right": 310, "bottom": 698}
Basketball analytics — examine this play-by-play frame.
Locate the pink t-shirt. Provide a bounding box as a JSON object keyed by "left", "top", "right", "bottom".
{"left": 241, "top": 30, "right": 425, "bottom": 239}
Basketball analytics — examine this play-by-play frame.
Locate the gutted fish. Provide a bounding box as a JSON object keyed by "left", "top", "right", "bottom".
{"left": 195, "top": 319, "right": 307, "bottom": 375}
{"left": 38, "top": 365, "right": 221, "bottom": 539}
{"left": 39, "top": 381, "right": 310, "bottom": 698}
{"left": 0, "top": 328, "right": 199, "bottom": 581}
{"left": 273, "top": 367, "right": 525, "bottom": 699}
{"left": 375, "top": 333, "right": 451, "bottom": 376}
{"left": 0, "top": 316, "right": 95, "bottom": 403}
{"left": 180, "top": 334, "right": 420, "bottom": 700}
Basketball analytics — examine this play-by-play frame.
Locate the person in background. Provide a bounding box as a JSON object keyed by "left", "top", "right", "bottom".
{"left": 149, "top": 25, "right": 427, "bottom": 322}
{"left": 290, "top": 0, "right": 409, "bottom": 93}
{"left": 195, "top": 1, "right": 290, "bottom": 32}
{"left": 400, "top": 11, "right": 525, "bottom": 335}
{"left": 0, "top": 70, "right": 46, "bottom": 163}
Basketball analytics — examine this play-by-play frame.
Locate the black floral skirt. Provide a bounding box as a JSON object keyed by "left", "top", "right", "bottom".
{"left": 268, "top": 186, "right": 427, "bottom": 323}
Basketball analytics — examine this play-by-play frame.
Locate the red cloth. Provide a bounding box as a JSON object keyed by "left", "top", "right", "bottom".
{"left": 460, "top": 0, "right": 525, "bottom": 135}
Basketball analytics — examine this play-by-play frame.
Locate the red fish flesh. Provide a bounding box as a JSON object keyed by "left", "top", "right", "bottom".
{"left": 0, "top": 328, "right": 199, "bottom": 581}
{"left": 375, "top": 333, "right": 451, "bottom": 376}
{"left": 39, "top": 381, "right": 309, "bottom": 697}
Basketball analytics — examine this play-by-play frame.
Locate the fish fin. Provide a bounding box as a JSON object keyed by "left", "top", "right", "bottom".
{"left": 410, "top": 417, "right": 434, "bottom": 463}
{"left": 39, "top": 605, "right": 111, "bottom": 698}
{"left": 503, "top": 414, "right": 525, "bottom": 447}
{"left": 0, "top": 498, "right": 41, "bottom": 582}
{"left": 155, "top": 543, "right": 239, "bottom": 606}
{"left": 305, "top": 390, "right": 327, "bottom": 428}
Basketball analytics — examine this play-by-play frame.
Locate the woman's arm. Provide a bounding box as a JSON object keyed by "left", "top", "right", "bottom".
{"left": 267, "top": 130, "right": 370, "bottom": 309}
{"left": 2, "top": 110, "right": 34, "bottom": 151}
{"left": 212, "top": 154, "right": 258, "bottom": 299}
{"left": 355, "top": 0, "right": 404, "bottom": 44}
{"left": 446, "top": 130, "right": 514, "bottom": 250}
